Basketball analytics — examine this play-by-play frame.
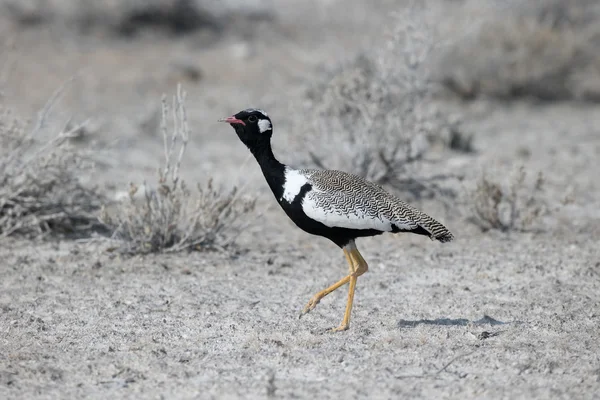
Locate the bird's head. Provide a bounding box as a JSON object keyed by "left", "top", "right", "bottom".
{"left": 219, "top": 108, "right": 272, "bottom": 148}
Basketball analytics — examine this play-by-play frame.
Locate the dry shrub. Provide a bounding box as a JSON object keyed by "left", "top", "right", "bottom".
{"left": 470, "top": 166, "right": 547, "bottom": 232}
{"left": 0, "top": 99, "right": 104, "bottom": 238}
{"left": 100, "top": 85, "right": 256, "bottom": 254}
{"left": 435, "top": 0, "right": 600, "bottom": 102}
{"left": 291, "top": 3, "right": 468, "bottom": 201}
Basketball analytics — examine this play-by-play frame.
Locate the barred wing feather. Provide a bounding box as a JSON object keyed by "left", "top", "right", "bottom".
{"left": 299, "top": 169, "right": 453, "bottom": 242}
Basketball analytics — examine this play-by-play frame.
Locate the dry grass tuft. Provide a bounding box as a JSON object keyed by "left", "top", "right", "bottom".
{"left": 292, "top": 3, "right": 467, "bottom": 201}
{"left": 0, "top": 100, "right": 104, "bottom": 238}
{"left": 435, "top": 0, "right": 600, "bottom": 102}
{"left": 100, "top": 85, "right": 256, "bottom": 254}
{"left": 470, "top": 165, "right": 547, "bottom": 232}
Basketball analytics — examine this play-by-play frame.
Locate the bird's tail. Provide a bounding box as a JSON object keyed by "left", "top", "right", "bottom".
{"left": 387, "top": 196, "right": 454, "bottom": 243}
{"left": 419, "top": 213, "right": 454, "bottom": 243}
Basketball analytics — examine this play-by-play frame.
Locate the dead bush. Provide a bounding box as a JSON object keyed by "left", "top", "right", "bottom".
{"left": 0, "top": 100, "right": 104, "bottom": 238}
{"left": 435, "top": 0, "right": 600, "bottom": 102}
{"left": 100, "top": 85, "right": 256, "bottom": 254}
{"left": 470, "top": 165, "right": 547, "bottom": 232}
{"left": 290, "top": 3, "right": 467, "bottom": 201}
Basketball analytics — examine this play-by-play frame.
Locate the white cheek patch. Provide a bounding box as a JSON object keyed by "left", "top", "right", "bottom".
{"left": 258, "top": 119, "right": 272, "bottom": 133}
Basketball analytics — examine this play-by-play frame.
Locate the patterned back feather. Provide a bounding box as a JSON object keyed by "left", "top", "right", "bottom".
{"left": 300, "top": 169, "right": 454, "bottom": 243}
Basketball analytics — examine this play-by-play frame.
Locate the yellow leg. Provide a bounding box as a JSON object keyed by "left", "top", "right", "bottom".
{"left": 299, "top": 248, "right": 354, "bottom": 317}
{"left": 299, "top": 240, "right": 369, "bottom": 333}
{"left": 330, "top": 243, "right": 368, "bottom": 332}
{"left": 330, "top": 275, "right": 357, "bottom": 332}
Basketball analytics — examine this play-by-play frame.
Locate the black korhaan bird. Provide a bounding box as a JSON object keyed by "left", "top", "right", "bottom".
{"left": 220, "top": 108, "right": 454, "bottom": 331}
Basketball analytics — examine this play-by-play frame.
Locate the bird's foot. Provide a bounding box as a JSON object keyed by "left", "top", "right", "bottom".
{"left": 328, "top": 323, "right": 349, "bottom": 333}
{"left": 298, "top": 295, "right": 322, "bottom": 318}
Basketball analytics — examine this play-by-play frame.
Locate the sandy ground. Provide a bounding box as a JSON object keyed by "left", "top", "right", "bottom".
{"left": 1, "top": 1, "right": 600, "bottom": 399}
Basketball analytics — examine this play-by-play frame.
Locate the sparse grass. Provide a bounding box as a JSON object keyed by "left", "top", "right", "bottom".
{"left": 100, "top": 85, "right": 256, "bottom": 254}
{"left": 0, "top": 99, "right": 104, "bottom": 238}
{"left": 435, "top": 0, "right": 600, "bottom": 102}
{"left": 292, "top": 3, "right": 467, "bottom": 201}
{"left": 470, "top": 165, "right": 547, "bottom": 232}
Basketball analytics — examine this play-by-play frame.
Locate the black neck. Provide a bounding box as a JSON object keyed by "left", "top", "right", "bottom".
{"left": 248, "top": 139, "right": 286, "bottom": 200}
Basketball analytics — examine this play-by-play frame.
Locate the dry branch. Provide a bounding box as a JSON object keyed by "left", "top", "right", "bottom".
{"left": 0, "top": 101, "right": 104, "bottom": 238}
{"left": 100, "top": 84, "right": 256, "bottom": 254}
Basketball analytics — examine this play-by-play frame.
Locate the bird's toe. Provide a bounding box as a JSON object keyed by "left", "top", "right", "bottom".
{"left": 329, "top": 323, "right": 349, "bottom": 333}
{"left": 298, "top": 296, "right": 321, "bottom": 318}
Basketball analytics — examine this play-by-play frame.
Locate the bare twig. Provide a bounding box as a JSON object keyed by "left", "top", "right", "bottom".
{"left": 172, "top": 83, "right": 189, "bottom": 187}
{"left": 32, "top": 76, "right": 75, "bottom": 137}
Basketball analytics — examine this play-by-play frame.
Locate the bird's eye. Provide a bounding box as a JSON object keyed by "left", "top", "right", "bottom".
{"left": 248, "top": 115, "right": 258, "bottom": 123}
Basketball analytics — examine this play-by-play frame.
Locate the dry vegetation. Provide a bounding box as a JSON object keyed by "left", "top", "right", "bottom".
{"left": 435, "top": 0, "right": 600, "bottom": 101}
{"left": 1, "top": 2, "right": 599, "bottom": 399}
{"left": 0, "top": 80, "right": 257, "bottom": 252}
{"left": 470, "top": 166, "right": 548, "bottom": 232}
{"left": 292, "top": 3, "right": 468, "bottom": 201}
{"left": 100, "top": 85, "right": 256, "bottom": 254}
{"left": 0, "top": 100, "right": 104, "bottom": 238}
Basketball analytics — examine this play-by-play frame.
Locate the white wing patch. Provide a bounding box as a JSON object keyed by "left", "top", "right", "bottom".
{"left": 302, "top": 191, "right": 395, "bottom": 231}
{"left": 258, "top": 119, "right": 271, "bottom": 133}
{"left": 281, "top": 167, "right": 420, "bottom": 232}
{"left": 282, "top": 168, "right": 309, "bottom": 203}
